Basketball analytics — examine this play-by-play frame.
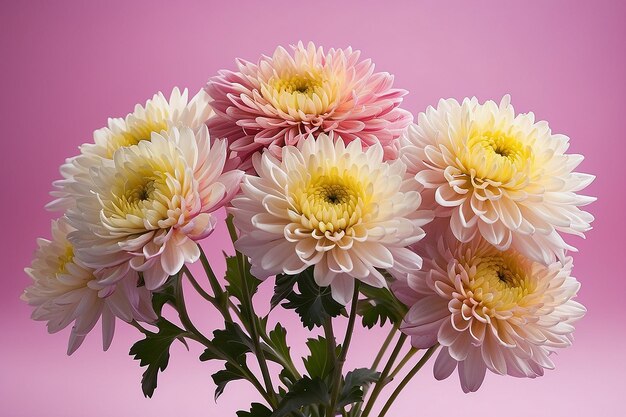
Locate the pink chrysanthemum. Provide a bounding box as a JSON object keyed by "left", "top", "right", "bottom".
{"left": 394, "top": 232, "right": 585, "bottom": 392}
{"left": 206, "top": 41, "right": 412, "bottom": 169}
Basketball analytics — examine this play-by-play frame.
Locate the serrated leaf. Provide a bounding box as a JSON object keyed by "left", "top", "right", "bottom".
{"left": 212, "top": 362, "right": 248, "bottom": 400}
{"left": 264, "top": 323, "right": 291, "bottom": 364}
{"left": 199, "top": 323, "right": 255, "bottom": 400}
{"left": 283, "top": 268, "right": 344, "bottom": 329}
{"left": 303, "top": 337, "right": 337, "bottom": 380}
{"left": 237, "top": 403, "right": 273, "bottom": 417}
{"left": 224, "top": 254, "right": 261, "bottom": 304}
{"left": 271, "top": 377, "right": 330, "bottom": 417}
{"left": 271, "top": 274, "right": 298, "bottom": 310}
{"left": 129, "top": 319, "right": 185, "bottom": 398}
{"left": 337, "top": 368, "right": 380, "bottom": 408}
{"left": 357, "top": 284, "right": 407, "bottom": 329}
{"left": 200, "top": 322, "right": 254, "bottom": 363}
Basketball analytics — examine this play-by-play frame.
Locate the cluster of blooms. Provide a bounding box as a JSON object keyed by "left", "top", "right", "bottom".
{"left": 25, "top": 87, "right": 243, "bottom": 352}
{"left": 24, "top": 42, "right": 593, "bottom": 393}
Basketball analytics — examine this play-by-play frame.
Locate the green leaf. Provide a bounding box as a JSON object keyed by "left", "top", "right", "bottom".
{"left": 224, "top": 254, "right": 261, "bottom": 304}
{"left": 150, "top": 274, "right": 178, "bottom": 316}
{"left": 271, "top": 274, "right": 298, "bottom": 310}
{"left": 278, "top": 368, "right": 295, "bottom": 388}
{"left": 271, "top": 377, "right": 330, "bottom": 417}
{"left": 199, "top": 322, "right": 255, "bottom": 400}
{"left": 199, "top": 322, "right": 253, "bottom": 363}
{"left": 357, "top": 284, "right": 407, "bottom": 329}
{"left": 303, "top": 337, "right": 337, "bottom": 380}
{"left": 237, "top": 403, "right": 273, "bottom": 417}
{"left": 264, "top": 323, "right": 291, "bottom": 364}
{"left": 337, "top": 368, "right": 380, "bottom": 408}
{"left": 283, "top": 268, "right": 344, "bottom": 329}
{"left": 212, "top": 362, "right": 248, "bottom": 400}
{"left": 129, "top": 319, "right": 185, "bottom": 398}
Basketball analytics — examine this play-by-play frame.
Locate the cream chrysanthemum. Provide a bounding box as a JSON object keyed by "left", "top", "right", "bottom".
{"left": 206, "top": 41, "right": 412, "bottom": 170}
{"left": 395, "top": 234, "right": 585, "bottom": 392}
{"left": 66, "top": 126, "right": 243, "bottom": 290}
{"left": 48, "top": 87, "right": 213, "bottom": 210}
{"left": 231, "top": 133, "right": 432, "bottom": 304}
{"left": 22, "top": 219, "right": 156, "bottom": 354}
{"left": 399, "top": 95, "right": 595, "bottom": 264}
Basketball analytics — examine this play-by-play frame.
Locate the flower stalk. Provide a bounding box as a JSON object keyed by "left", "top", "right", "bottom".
{"left": 360, "top": 333, "right": 407, "bottom": 417}
{"left": 377, "top": 344, "right": 439, "bottom": 417}
{"left": 327, "top": 282, "right": 360, "bottom": 417}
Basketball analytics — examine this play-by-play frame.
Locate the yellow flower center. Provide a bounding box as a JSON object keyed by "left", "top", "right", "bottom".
{"left": 103, "top": 157, "right": 188, "bottom": 231}
{"left": 292, "top": 169, "right": 367, "bottom": 234}
{"left": 115, "top": 172, "right": 168, "bottom": 215}
{"left": 57, "top": 244, "right": 74, "bottom": 274}
{"left": 273, "top": 73, "right": 323, "bottom": 96}
{"left": 463, "top": 253, "right": 533, "bottom": 311}
{"left": 106, "top": 120, "right": 169, "bottom": 158}
{"left": 464, "top": 130, "right": 532, "bottom": 183}
{"left": 262, "top": 70, "right": 333, "bottom": 117}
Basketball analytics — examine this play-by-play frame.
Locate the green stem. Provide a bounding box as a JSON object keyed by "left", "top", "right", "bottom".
{"left": 173, "top": 272, "right": 270, "bottom": 405}
{"left": 389, "top": 347, "right": 418, "bottom": 380}
{"left": 226, "top": 217, "right": 278, "bottom": 408}
{"left": 322, "top": 316, "right": 338, "bottom": 415}
{"left": 323, "top": 316, "right": 337, "bottom": 361}
{"left": 228, "top": 300, "right": 245, "bottom": 321}
{"left": 377, "top": 345, "right": 439, "bottom": 417}
{"left": 350, "top": 325, "right": 399, "bottom": 417}
{"left": 360, "top": 334, "right": 407, "bottom": 417}
{"left": 181, "top": 265, "right": 215, "bottom": 304}
{"left": 323, "top": 315, "right": 337, "bottom": 378}
{"left": 327, "top": 282, "right": 361, "bottom": 417}
{"left": 372, "top": 325, "right": 398, "bottom": 371}
{"left": 174, "top": 275, "right": 212, "bottom": 346}
{"left": 129, "top": 320, "right": 149, "bottom": 335}
{"left": 245, "top": 265, "right": 278, "bottom": 407}
{"left": 197, "top": 244, "right": 233, "bottom": 322}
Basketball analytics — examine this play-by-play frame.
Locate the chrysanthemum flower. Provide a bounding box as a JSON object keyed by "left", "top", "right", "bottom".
{"left": 48, "top": 87, "right": 213, "bottom": 210}
{"left": 399, "top": 95, "right": 595, "bottom": 264}
{"left": 395, "top": 234, "right": 585, "bottom": 392}
{"left": 22, "top": 219, "right": 156, "bottom": 354}
{"left": 206, "top": 41, "right": 412, "bottom": 169}
{"left": 230, "top": 133, "right": 432, "bottom": 304}
{"left": 66, "top": 126, "right": 244, "bottom": 290}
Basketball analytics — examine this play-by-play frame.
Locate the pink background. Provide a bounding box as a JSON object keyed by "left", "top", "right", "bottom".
{"left": 1, "top": 1, "right": 624, "bottom": 416}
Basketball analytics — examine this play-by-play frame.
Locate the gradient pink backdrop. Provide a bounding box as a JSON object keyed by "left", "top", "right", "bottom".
{"left": 1, "top": 1, "right": 624, "bottom": 416}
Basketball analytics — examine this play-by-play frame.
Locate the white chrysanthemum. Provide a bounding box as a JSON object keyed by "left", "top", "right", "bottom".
{"left": 22, "top": 219, "right": 156, "bottom": 354}
{"left": 66, "top": 126, "right": 243, "bottom": 290}
{"left": 399, "top": 95, "right": 595, "bottom": 264}
{"left": 48, "top": 87, "right": 213, "bottom": 210}
{"left": 395, "top": 234, "right": 585, "bottom": 392}
{"left": 231, "top": 134, "right": 433, "bottom": 304}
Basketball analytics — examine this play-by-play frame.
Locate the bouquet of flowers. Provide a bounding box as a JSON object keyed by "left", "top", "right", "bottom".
{"left": 23, "top": 42, "right": 594, "bottom": 417}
